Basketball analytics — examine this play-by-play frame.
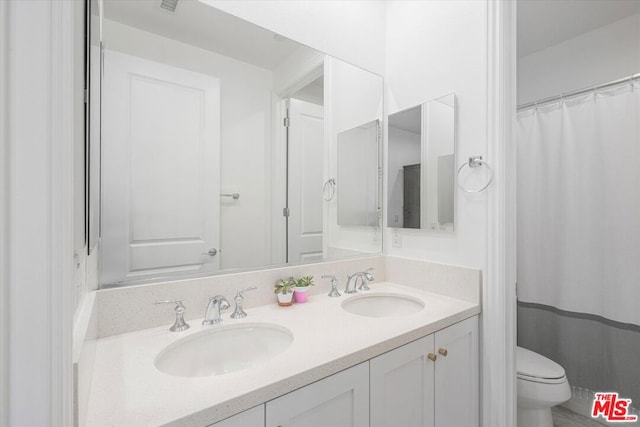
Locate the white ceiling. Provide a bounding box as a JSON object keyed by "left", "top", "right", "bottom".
{"left": 105, "top": 0, "right": 640, "bottom": 70}
{"left": 517, "top": 0, "right": 640, "bottom": 57}
{"left": 103, "top": 0, "right": 307, "bottom": 70}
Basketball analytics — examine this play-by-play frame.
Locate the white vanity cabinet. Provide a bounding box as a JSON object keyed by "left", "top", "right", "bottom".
{"left": 210, "top": 317, "right": 477, "bottom": 427}
{"left": 265, "top": 362, "right": 369, "bottom": 427}
{"left": 370, "top": 334, "right": 435, "bottom": 427}
{"left": 370, "top": 316, "right": 478, "bottom": 427}
{"left": 433, "top": 316, "right": 479, "bottom": 427}
{"left": 208, "top": 405, "right": 264, "bottom": 427}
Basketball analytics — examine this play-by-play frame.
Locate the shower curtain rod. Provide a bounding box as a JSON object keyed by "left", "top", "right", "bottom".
{"left": 517, "top": 72, "right": 640, "bottom": 112}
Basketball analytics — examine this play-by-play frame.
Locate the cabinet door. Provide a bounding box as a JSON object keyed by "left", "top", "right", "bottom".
{"left": 266, "top": 362, "right": 369, "bottom": 427}
{"left": 370, "top": 335, "right": 435, "bottom": 427}
{"left": 208, "top": 404, "right": 264, "bottom": 427}
{"left": 434, "top": 316, "right": 478, "bottom": 427}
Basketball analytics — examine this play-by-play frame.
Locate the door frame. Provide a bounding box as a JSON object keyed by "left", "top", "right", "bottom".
{"left": 483, "top": 1, "right": 517, "bottom": 427}
{"left": 1, "top": 0, "right": 76, "bottom": 425}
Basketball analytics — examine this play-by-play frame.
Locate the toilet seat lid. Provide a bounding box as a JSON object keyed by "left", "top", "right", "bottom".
{"left": 517, "top": 346, "right": 566, "bottom": 381}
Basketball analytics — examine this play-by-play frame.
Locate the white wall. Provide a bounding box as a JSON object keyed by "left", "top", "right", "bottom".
{"left": 384, "top": 0, "right": 488, "bottom": 269}
{"left": 387, "top": 127, "right": 421, "bottom": 227}
{"left": 518, "top": 13, "right": 640, "bottom": 105}
{"left": 103, "top": 19, "right": 273, "bottom": 272}
{"left": 201, "top": 0, "right": 387, "bottom": 76}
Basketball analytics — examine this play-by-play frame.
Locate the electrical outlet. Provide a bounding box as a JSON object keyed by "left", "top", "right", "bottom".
{"left": 392, "top": 228, "right": 402, "bottom": 248}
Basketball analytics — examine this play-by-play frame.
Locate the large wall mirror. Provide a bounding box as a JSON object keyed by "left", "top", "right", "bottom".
{"left": 88, "top": 0, "right": 383, "bottom": 287}
{"left": 387, "top": 94, "right": 456, "bottom": 232}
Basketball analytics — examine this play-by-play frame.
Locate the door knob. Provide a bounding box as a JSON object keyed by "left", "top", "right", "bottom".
{"left": 438, "top": 348, "right": 448, "bottom": 357}
{"left": 201, "top": 248, "right": 218, "bottom": 256}
{"left": 427, "top": 353, "right": 437, "bottom": 362}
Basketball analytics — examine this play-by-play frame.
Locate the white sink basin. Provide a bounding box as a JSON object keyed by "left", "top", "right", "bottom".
{"left": 155, "top": 323, "right": 293, "bottom": 377}
{"left": 342, "top": 293, "right": 425, "bottom": 317}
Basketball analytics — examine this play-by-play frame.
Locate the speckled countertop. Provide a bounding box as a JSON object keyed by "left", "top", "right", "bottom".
{"left": 85, "top": 282, "right": 480, "bottom": 427}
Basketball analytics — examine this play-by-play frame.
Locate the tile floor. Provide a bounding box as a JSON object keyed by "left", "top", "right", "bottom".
{"left": 552, "top": 406, "right": 605, "bottom": 427}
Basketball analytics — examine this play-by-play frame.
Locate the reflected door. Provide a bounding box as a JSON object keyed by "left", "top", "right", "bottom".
{"left": 287, "top": 98, "right": 324, "bottom": 263}
{"left": 101, "top": 50, "right": 221, "bottom": 285}
{"left": 403, "top": 164, "right": 421, "bottom": 229}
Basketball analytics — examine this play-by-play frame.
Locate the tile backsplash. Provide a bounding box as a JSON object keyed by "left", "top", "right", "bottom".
{"left": 96, "top": 255, "right": 386, "bottom": 338}
{"left": 94, "top": 255, "right": 481, "bottom": 338}
{"left": 384, "top": 256, "right": 481, "bottom": 304}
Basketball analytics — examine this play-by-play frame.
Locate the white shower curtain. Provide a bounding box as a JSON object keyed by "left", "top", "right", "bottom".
{"left": 517, "top": 80, "right": 640, "bottom": 409}
{"left": 517, "top": 81, "right": 640, "bottom": 327}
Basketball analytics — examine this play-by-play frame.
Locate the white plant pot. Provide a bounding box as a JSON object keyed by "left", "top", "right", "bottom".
{"left": 276, "top": 291, "right": 294, "bottom": 306}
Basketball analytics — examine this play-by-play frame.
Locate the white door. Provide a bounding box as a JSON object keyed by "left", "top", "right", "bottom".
{"left": 370, "top": 334, "right": 436, "bottom": 427}
{"left": 101, "top": 50, "right": 220, "bottom": 285}
{"left": 287, "top": 98, "right": 324, "bottom": 263}
{"left": 266, "top": 362, "right": 369, "bottom": 427}
{"left": 434, "top": 317, "right": 479, "bottom": 427}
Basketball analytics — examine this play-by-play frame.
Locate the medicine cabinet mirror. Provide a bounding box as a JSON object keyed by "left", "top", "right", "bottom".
{"left": 87, "top": 0, "right": 383, "bottom": 287}
{"left": 337, "top": 120, "right": 381, "bottom": 228}
{"left": 387, "top": 93, "right": 456, "bottom": 231}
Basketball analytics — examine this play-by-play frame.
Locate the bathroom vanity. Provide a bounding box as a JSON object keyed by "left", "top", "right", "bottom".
{"left": 84, "top": 281, "right": 479, "bottom": 426}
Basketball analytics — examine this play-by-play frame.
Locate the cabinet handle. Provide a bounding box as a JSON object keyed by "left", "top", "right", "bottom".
{"left": 427, "top": 353, "right": 437, "bottom": 362}
{"left": 438, "top": 348, "right": 448, "bottom": 357}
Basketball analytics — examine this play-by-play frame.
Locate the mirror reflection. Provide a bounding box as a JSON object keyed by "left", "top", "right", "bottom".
{"left": 93, "top": 0, "right": 383, "bottom": 287}
{"left": 387, "top": 94, "right": 455, "bottom": 231}
{"left": 337, "top": 120, "right": 381, "bottom": 228}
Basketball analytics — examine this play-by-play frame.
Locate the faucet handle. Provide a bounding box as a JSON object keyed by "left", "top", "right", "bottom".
{"left": 155, "top": 299, "right": 190, "bottom": 332}
{"left": 231, "top": 286, "right": 257, "bottom": 319}
{"left": 237, "top": 286, "right": 257, "bottom": 297}
{"left": 322, "top": 275, "right": 341, "bottom": 297}
{"left": 155, "top": 299, "right": 184, "bottom": 306}
{"left": 359, "top": 268, "right": 375, "bottom": 291}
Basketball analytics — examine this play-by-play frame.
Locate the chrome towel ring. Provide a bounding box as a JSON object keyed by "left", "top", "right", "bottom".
{"left": 456, "top": 156, "right": 493, "bottom": 193}
{"left": 323, "top": 178, "right": 336, "bottom": 201}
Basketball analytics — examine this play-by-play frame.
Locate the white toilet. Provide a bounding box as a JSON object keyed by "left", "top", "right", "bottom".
{"left": 517, "top": 346, "right": 572, "bottom": 427}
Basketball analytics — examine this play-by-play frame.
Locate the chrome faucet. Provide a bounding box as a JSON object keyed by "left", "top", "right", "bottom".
{"left": 155, "top": 299, "right": 190, "bottom": 332}
{"left": 230, "top": 286, "right": 257, "bottom": 319}
{"left": 202, "top": 295, "right": 230, "bottom": 325}
{"left": 344, "top": 268, "right": 375, "bottom": 294}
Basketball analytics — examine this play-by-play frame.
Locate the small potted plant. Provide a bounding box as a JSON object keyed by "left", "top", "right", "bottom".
{"left": 294, "top": 275, "right": 314, "bottom": 303}
{"left": 274, "top": 278, "right": 296, "bottom": 306}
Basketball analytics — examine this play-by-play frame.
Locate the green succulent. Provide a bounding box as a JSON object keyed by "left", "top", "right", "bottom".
{"left": 274, "top": 278, "right": 296, "bottom": 294}
{"left": 295, "top": 275, "right": 315, "bottom": 288}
